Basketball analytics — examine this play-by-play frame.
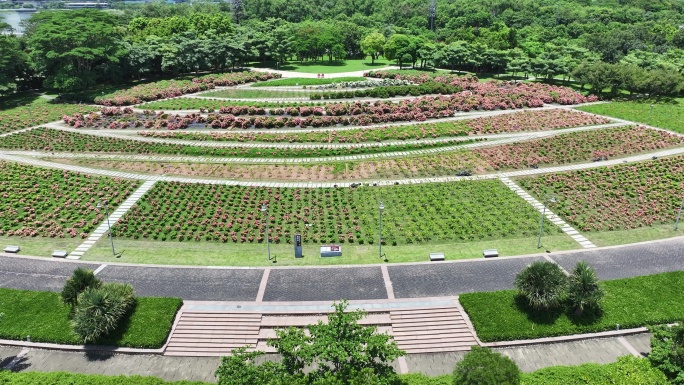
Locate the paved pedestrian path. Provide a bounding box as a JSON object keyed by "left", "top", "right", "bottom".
{"left": 0, "top": 333, "right": 653, "bottom": 381}
{"left": 68, "top": 181, "right": 156, "bottom": 259}
{"left": 500, "top": 177, "right": 596, "bottom": 249}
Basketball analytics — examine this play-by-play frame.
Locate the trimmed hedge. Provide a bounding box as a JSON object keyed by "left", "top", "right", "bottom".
{"left": 460, "top": 270, "right": 684, "bottom": 342}
{"left": 0, "top": 288, "right": 181, "bottom": 348}
{"left": 0, "top": 372, "right": 209, "bottom": 384}
{"left": 521, "top": 356, "right": 668, "bottom": 385}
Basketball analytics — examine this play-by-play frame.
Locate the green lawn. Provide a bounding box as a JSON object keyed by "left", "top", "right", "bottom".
{"left": 251, "top": 59, "right": 390, "bottom": 74}
{"left": 81, "top": 234, "right": 578, "bottom": 266}
{"left": 460, "top": 270, "right": 684, "bottom": 342}
{"left": 251, "top": 77, "right": 367, "bottom": 87}
{"left": 577, "top": 98, "right": 684, "bottom": 134}
{"left": 0, "top": 288, "right": 182, "bottom": 348}
{"left": 585, "top": 223, "right": 684, "bottom": 247}
{"left": 0, "top": 235, "right": 82, "bottom": 257}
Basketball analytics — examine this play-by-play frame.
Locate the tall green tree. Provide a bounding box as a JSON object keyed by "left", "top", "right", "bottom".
{"left": 27, "top": 10, "right": 125, "bottom": 91}
{"left": 0, "top": 24, "right": 26, "bottom": 95}
{"left": 361, "top": 31, "right": 386, "bottom": 63}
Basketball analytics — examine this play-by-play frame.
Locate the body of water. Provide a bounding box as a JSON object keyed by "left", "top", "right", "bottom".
{"left": 0, "top": 11, "right": 35, "bottom": 34}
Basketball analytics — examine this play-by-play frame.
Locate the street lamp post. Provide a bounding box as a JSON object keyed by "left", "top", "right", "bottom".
{"left": 675, "top": 195, "right": 684, "bottom": 231}
{"left": 648, "top": 104, "right": 654, "bottom": 125}
{"left": 378, "top": 202, "right": 384, "bottom": 258}
{"left": 97, "top": 200, "right": 115, "bottom": 257}
{"left": 261, "top": 204, "right": 272, "bottom": 261}
{"left": 537, "top": 195, "right": 556, "bottom": 249}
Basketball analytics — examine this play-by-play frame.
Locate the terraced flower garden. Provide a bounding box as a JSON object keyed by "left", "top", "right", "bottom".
{"left": 0, "top": 161, "right": 139, "bottom": 238}
{"left": 139, "top": 98, "right": 327, "bottom": 110}
{"left": 115, "top": 180, "right": 561, "bottom": 245}
{"left": 0, "top": 99, "right": 96, "bottom": 135}
{"left": 474, "top": 125, "right": 684, "bottom": 170}
{"left": 0, "top": 128, "right": 477, "bottom": 157}
{"left": 518, "top": 156, "right": 684, "bottom": 232}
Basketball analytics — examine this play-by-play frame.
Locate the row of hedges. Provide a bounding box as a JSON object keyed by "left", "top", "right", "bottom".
{"left": 309, "top": 81, "right": 462, "bottom": 100}
{"left": 0, "top": 356, "right": 665, "bottom": 384}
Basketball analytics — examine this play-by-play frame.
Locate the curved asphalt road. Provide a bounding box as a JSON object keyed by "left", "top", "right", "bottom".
{"left": 1, "top": 237, "right": 683, "bottom": 301}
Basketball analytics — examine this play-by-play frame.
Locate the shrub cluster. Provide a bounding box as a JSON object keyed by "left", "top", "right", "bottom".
{"left": 515, "top": 261, "right": 603, "bottom": 315}
{"left": 61, "top": 268, "right": 137, "bottom": 343}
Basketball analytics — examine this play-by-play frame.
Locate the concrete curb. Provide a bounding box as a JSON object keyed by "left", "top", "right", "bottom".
{"left": 482, "top": 327, "right": 649, "bottom": 348}
{"left": 0, "top": 339, "right": 163, "bottom": 355}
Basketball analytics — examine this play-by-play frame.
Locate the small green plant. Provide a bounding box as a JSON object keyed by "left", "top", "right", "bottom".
{"left": 72, "top": 282, "right": 136, "bottom": 343}
{"left": 61, "top": 268, "right": 102, "bottom": 307}
{"left": 515, "top": 261, "right": 567, "bottom": 311}
{"left": 567, "top": 261, "right": 603, "bottom": 316}
{"left": 452, "top": 346, "right": 521, "bottom": 385}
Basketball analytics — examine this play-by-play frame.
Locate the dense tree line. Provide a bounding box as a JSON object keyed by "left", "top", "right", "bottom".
{"left": 1, "top": 0, "right": 683, "bottom": 95}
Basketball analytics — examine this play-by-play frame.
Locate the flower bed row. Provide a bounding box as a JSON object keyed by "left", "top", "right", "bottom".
{"left": 366, "top": 70, "right": 598, "bottom": 105}
{"left": 140, "top": 99, "right": 321, "bottom": 111}
{"left": 116, "top": 180, "right": 560, "bottom": 245}
{"left": 476, "top": 126, "right": 684, "bottom": 170}
{"left": 137, "top": 110, "right": 611, "bottom": 143}
{"left": 517, "top": 156, "right": 684, "bottom": 232}
{"left": 0, "top": 161, "right": 139, "bottom": 238}
{"left": 0, "top": 100, "right": 96, "bottom": 135}
{"left": 0, "top": 128, "right": 476, "bottom": 158}
{"left": 94, "top": 71, "right": 281, "bottom": 106}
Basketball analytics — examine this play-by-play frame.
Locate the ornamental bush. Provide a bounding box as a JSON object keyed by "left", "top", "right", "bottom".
{"left": 567, "top": 261, "right": 603, "bottom": 316}
{"left": 61, "top": 268, "right": 102, "bottom": 308}
{"left": 72, "top": 282, "right": 136, "bottom": 343}
{"left": 649, "top": 323, "right": 684, "bottom": 384}
{"left": 452, "top": 346, "right": 520, "bottom": 385}
{"left": 515, "top": 261, "right": 567, "bottom": 311}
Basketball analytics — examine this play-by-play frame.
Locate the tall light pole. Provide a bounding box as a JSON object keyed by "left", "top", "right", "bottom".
{"left": 261, "top": 203, "right": 272, "bottom": 261}
{"left": 648, "top": 104, "right": 654, "bottom": 125}
{"left": 97, "top": 200, "right": 115, "bottom": 257}
{"left": 378, "top": 202, "right": 384, "bottom": 258}
{"left": 537, "top": 195, "right": 556, "bottom": 249}
{"left": 675, "top": 195, "right": 684, "bottom": 231}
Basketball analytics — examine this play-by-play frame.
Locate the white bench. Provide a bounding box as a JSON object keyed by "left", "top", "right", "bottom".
{"left": 483, "top": 249, "right": 499, "bottom": 258}
{"left": 52, "top": 250, "right": 68, "bottom": 258}
{"left": 3, "top": 245, "right": 20, "bottom": 253}
{"left": 429, "top": 252, "right": 445, "bottom": 261}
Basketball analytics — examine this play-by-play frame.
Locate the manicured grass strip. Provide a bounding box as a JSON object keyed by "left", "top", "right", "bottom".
{"left": 0, "top": 288, "right": 182, "bottom": 348}
{"left": 0, "top": 98, "right": 96, "bottom": 134}
{"left": 251, "top": 77, "right": 367, "bottom": 87}
{"left": 250, "top": 59, "right": 388, "bottom": 74}
{"left": 460, "top": 270, "right": 684, "bottom": 342}
{"left": 577, "top": 98, "right": 684, "bottom": 134}
{"left": 199, "top": 89, "right": 318, "bottom": 99}
{"left": 0, "top": 371, "right": 210, "bottom": 384}
{"left": 140, "top": 99, "right": 325, "bottom": 110}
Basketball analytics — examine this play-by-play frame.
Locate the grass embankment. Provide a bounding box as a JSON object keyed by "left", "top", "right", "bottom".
{"left": 460, "top": 270, "right": 684, "bottom": 342}
{"left": 250, "top": 59, "right": 389, "bottom": 74}
{"left": 83, "top": 235, "right": 578, "bottom": 267}
{"left": 0, "top": 372, "right": 208, "bottom": 385}
{"left": 0, "top": 95, "right": 96, "bottom": 134}
{"left": 0, "top": 288, "right": 181, "bottom": 348}
{"left": 251, "top": 77, "right": 367, "bottom": 87}
{"left": 577, "top": 98, "right": 684, "bottom": 134}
